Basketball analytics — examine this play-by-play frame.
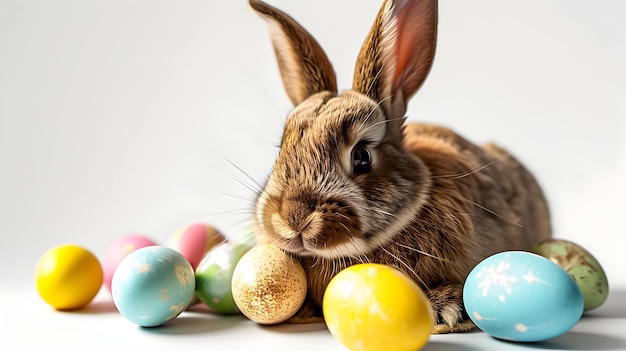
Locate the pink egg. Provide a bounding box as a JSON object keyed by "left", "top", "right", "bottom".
{"left": 165, "top": 223, "right": 226, "bottom": 270}
{"left": 102, "top": 234, "right": 157, "bottom": 292}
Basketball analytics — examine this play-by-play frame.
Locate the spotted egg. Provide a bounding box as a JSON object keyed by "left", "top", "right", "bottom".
{"left": 231, "top": 244, "right": 307, "bottom": 324}
{"left": 463, "top": 251, "right": 584, "bottom": 342}
{"left": 532, "top": 239, "right": 609, "bottom": 311}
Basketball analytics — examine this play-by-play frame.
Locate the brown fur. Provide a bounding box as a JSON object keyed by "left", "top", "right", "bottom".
{"left": 249, "top": 0, "right": 551, "bottom": 333}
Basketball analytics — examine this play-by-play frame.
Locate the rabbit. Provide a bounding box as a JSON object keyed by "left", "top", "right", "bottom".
{"left": 248, "top": 0, "right": 551, "bottom": 333}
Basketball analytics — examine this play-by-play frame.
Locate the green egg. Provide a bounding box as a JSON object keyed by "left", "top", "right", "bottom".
{"left": 532, "top": 239, "right": 609, "bottom": 311}
{"left": 195, "top": 242, "right": 252, "bottom": 314}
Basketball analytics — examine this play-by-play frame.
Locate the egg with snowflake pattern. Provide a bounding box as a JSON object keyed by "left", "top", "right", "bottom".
{"left": 463, "top": 251, "right": 584, "bottom": 342}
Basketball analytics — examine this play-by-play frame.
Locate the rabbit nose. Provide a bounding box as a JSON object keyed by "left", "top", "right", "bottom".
{"left": 281, "top": 196, "right": 317, "bottom": 233}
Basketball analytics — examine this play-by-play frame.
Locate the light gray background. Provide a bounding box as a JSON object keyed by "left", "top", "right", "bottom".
{"left": 3, "top": 0, "right": 623, "bottom": 287}
{"left": 1, "top": 2, "right": 625, "bottom": 348}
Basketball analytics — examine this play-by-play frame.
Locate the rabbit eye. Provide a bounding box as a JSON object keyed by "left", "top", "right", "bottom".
{"left": 352, "top": 144, "right": 371, "bottom": 175}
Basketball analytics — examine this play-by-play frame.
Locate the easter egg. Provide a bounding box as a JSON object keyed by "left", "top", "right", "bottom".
{"left": 195, "top": 242, "right": 252, "bottom": 314}
{"left": 233, "top": 225, "right": 257, "bottom": 247}
{"left": 463, "top": 251, "right": 584, "bottom": 342}
{"left": 231, "top": 244, "right": 307, "bottom": 324}
{"left": 102, "top": 234, "right": 157, "bottom": 292}
{"left": 35, "top": 244, "right": 103, "bottom": 310}
{"left": 166, "top": 223, "right": 226, "bottom": 270}
{"left": 323, "top": 263, "right": 433, "bottom": 351}
{"left": 532, "top": 239, "right": 608, "bottom": 311}
{"left": 111, "top": 246, "right": 195, "bottom": 327}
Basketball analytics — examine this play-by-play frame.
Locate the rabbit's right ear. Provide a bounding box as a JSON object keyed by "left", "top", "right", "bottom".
{"left": 250, "top": 0, "right": 337, "bottom": 106}
{"left": 353, "top": 0, "right": 438, "bottom": 140}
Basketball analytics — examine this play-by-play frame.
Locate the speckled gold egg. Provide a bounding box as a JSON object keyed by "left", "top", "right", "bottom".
{"left": 533, "top": 239, "right": 609, "bottom": 311}
{"left": 231, "top": 244, "right": 307, "bottom": 324}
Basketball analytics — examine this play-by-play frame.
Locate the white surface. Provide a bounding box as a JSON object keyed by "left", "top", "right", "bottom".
{"left": 4, "top": 289, "right": 626, "bottom": 350}
{"left": 1, "top": 0, "right": 625, "bottom": 350}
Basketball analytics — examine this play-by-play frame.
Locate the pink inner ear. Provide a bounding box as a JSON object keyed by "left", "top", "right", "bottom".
{"left": 393, "top": 6, "right": 414, "bottom": 87}
{"left": 388, "top": 0, "right": 436, "bottom": 98}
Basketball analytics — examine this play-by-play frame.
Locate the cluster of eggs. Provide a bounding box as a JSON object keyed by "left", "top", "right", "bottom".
{"left": 231, "top": 239, "right": 609, "bottom": 349}
{"left": 229, "top": 245, "right": 434, "bottom": 351}
{"left": 33, "top": 229, "right": 436, "bottom": 350}
{"left": 35, "top": 232, "right": 608, "bottom": 349}
{"left": 34, "top": 223, "right": 253, "bottom": 327}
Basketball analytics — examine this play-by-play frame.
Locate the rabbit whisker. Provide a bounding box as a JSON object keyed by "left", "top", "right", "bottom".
{"left": 214, "top": 166, "right": 261, "bottom": 198}
{"left": 359, "top": 93, "right": 396, "bottom": 133}
{"left": 382, "top": 246, "right": 427, "bottom": 288}
{"left": 310, "top": 256, "right": 321, "bottom": 269}
{"left": 358, "top": 115, "right": 393, "bottom": 138}
{"left": 366, "top": 66, "right": 384, "bottom": 98}
{"left": 335, "top": 212, "right": 351, "bottom": 221}
{"left": 338, "top": 221, "right": 351, "bottom": 234}
{"left": 363, "top": 98, "right": 384, "bottom": 123}
{"left": 198, "top": 184, "right": 254, "bottom": 204}
{"left": 394, "top": 242, "right": 450, "bottom": 263}
{"left": 210, "top": 150, "right": 265, "bottom": 193}
{"left": 466, "top": 198, "right": 522, "bottom": 228}
{"left": 194, "top": 205, "right": 253, "bottom": 224}
{"left": 370, "top": 207, "right": 397, "bottom": 218}
{"left": 236, "top": 224, "right": 256, "bottom": 240}
{"left": 205, "top": 208, "right": 254, "bottom": 217}
{"left": 430, "top": 161, "right": 496, "bottom": 180}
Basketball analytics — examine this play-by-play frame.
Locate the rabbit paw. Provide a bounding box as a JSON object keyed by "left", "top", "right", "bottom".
{"left": 286, "top": 297, "right": 324, "bottom": 324}
{"left": 428, "top": 284, "right": 477, "bottom": 334}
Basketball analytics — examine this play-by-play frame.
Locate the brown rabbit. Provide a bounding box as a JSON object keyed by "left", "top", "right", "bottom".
{"left": 249, "top": 0, "right": 551, "bottom": 333}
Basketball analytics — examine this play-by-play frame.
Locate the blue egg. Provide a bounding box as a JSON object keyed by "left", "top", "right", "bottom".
{"left": 111, "top": 246, "right": 195, "bottom": 327}
{"left": 463, "top": 251, "right": 584, "bottom": 342}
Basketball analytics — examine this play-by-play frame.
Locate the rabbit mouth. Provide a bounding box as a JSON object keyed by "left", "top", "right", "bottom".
{"left": 282, "top": 236, "right": 312, "bottom": 256}
{"left": 280, "top": 233, "right": 333, "bottom": 258}
{"left": 278, "top": 232, "right": 373, "bottom": 259}
{"left": 275, "top": 217, "right": 372, "bottom": 259}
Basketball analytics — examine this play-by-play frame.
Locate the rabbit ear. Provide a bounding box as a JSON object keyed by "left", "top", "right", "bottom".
{"left": 353, "top": 0, "right": 437, "bottom": 136}
{"left": 250, "top": 0, "right": 338, "bottom": 106}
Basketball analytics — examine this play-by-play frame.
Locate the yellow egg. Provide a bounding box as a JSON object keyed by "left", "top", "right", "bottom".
{"left": 35, "top": 244, "right": 103, "bottom": 310}
{"left": 323, "top": 263, "right": 433, "bottom": 351}
{"left": 231, "top": 244, "right": 307, "bottom": 324}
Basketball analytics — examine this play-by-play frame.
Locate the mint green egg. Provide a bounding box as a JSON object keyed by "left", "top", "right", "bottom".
{"left": 195, "top": 242, "right": 252, "bottom": 314}
{"left": 533, "top": 239, "right": 609, "bottom": 311}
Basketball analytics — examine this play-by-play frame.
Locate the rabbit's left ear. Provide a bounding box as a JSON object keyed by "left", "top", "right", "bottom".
{"left": 353, "top": 0, "right": 438, "bottom": 137}
{"left": 250, "top": 0, "right": 337, "bottom": 106}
